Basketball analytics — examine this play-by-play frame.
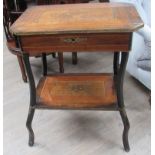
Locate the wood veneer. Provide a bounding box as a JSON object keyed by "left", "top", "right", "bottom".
{"left": 10, "top": 3, "right": 144, "bottom": 36}
{"left": 10, "top": 3, "right": 144, "bottom": 150}
{"left": 20, "top": 33, "right": 132, "bottom": 55}
{"left": 36, "top": 74, "right": 117, "bottom": 108}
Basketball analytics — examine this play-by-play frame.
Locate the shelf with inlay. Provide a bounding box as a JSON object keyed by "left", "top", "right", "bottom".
{"left": 35, "top": 74, "right": 117, "bottom": 110}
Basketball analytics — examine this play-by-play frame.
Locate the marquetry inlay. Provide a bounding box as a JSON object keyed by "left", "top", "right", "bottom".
{"left": 37, "top": 75, "right": 117, "bottom": 108}
{"left": 10, "top": 3, "right": 144, "bottom": 35}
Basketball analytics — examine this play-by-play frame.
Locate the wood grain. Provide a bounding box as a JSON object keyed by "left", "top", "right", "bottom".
{"left": 10, "top": 3, "right": 144, "bottom": 35}
{"left": 36, "top": 74, "right": 117, "bottom": 108}
{"left": 20, "top": 33, "right": 132, "bottom": 55}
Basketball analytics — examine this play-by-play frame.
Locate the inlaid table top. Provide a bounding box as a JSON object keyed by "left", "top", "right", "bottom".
{"left": 10, "top": 3, "right": 144, "bottom": 36}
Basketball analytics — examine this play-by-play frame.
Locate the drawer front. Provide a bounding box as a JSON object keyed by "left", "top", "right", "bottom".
{"left": 21, "top": 33, "right": 132, "bottom": 56}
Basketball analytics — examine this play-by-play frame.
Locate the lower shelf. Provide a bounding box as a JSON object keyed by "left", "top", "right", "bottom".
{"left": 36, "top": 74, "right": 117, "bottom": 109}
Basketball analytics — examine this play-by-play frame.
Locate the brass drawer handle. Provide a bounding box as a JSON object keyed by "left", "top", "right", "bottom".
{"left": 63, "top": 37, "right": 87, "bottom": 43}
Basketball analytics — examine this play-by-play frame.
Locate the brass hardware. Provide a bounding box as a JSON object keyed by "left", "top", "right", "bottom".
{"left": 63, "top": 37, "right": 87, "bottom": 43}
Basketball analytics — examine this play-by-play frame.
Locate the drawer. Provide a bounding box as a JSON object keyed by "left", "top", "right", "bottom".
{"left": 20, "top": 33, "right": 132, "bottom": 56}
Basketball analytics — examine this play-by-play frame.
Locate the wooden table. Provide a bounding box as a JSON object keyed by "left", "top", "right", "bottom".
{"left": 10, "top": 3, "right": 143, "bottom": 152}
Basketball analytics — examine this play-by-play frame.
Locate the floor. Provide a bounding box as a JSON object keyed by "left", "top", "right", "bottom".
{"left": 4, "top": 40, "right": 150, "bottom": 155}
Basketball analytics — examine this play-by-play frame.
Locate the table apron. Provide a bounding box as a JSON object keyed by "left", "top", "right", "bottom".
{"left": 20, "top": 33, "right": 132, "bottom": 55}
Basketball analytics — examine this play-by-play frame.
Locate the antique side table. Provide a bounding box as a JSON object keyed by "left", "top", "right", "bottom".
{"left": 10, "top": 3, "right": 143, "bottom": 152}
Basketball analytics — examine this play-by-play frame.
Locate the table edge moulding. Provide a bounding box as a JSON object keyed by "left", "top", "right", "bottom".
{"left": 10, "top": 3, "right": 143, "bottom": 35}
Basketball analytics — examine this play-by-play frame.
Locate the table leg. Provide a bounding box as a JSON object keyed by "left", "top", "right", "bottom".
{"left": 113, "top": 52, "right": 120, "bottom": 75}
{"left": 115, "top": 52, "right": 130, "bottom": 152}
{"left": 72, "top": 52, "right": 78, "bottom": 65}
{"left": 58, "top": 52, "right": 64, "bottom": 73}
{"left": 23, "top": 53, "right": 36, "bottom": 146}
{"left": 42, "top": 53, "right": 47, "bottom": 76}
{"left": 52, "top": 52, "right": 56, "bottom": 58}
{"left": 26, "top": 106, "right": 35, "bottom": 146}
{"left": 120, "top": 108, "right": 130, "bottom": 152}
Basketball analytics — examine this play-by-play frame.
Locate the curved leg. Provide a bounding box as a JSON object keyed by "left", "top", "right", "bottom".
{"left": 58, "top": 52, "right": 64, "bottom": 73}
{"left": 120, "top": 108, "right": 130, "bottom": 152}
{"left": 17, "top": 55, "right": 27, "bottom": 82}
{"left": 22, "top": 53, "right": 36, "bottom": 146}
{"left": 72, "top": 52, "right": 78, "bottom": 65}
{"left": 26, "top": 107, "right": 35, "bottom": 146}
{"left": 113, "top": 52, "right": 120, "bottom": 75}
{"left": 42, "top": 53, "right": 47, "bottom": 76}
{"left": 116, "top": 52, "right": 130, "bottom": 152}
